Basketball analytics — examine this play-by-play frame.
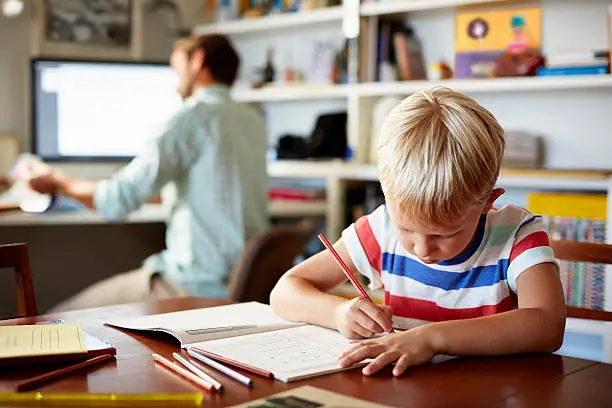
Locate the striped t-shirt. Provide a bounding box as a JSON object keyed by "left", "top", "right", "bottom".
{"left": 342, "top": 204, "right": 556, "bottom": 329}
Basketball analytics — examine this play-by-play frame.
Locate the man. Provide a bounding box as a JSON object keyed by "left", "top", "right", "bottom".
{"left": 29, "top": 34, "right": 270, "bottom": 311}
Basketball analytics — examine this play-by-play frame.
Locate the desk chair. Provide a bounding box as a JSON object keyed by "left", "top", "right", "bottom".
{"left": 227, "top": 225, "right": 315, "bottom": 304}
{"left": 0, "top": 243, "right": 37, "bottom": 317}
{"left": 551, "top": 240, "right": 612, "bottom": 321}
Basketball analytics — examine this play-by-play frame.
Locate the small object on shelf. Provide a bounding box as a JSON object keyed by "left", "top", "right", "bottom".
{"left": 493, "top": 50, "right": 545, "bottom": 77}
{"left": 427, "top": 60, "right": 453, "bottom": 80}
{"left": 253, "top": 48, "right": 276, "bottom": 88}
{"left": 502, "top": 131, "right": 544, "bottom": 169}
{"left": 332, "top": 40, "right": 348, "bottom": 84}
{"left": 218, "top": 0, "right": 240, "bottom": 21}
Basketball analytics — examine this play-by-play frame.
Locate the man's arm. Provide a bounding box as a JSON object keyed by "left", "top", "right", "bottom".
{"left": 29, "top": 110, "right": 197, "bottom": 218}
{"left": 30, "top": 173, "right": 160, "bottom": 210}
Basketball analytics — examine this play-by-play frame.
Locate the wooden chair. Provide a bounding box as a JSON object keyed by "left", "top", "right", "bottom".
{"left": 550, "top": 240, "right": 612, "bottom": 322}
{"left": 227, "top": 225, "right": 315, "bottom": 304}
{"left": 0, "top": 243, "right": 38, "bottom": 317}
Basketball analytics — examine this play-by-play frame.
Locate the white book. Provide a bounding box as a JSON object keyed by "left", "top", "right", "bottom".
{"left": 104, "top": 302, "right": 303, "bottom": 347}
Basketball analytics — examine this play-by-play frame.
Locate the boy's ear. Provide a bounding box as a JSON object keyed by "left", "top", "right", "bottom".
{"left": 482, "top": 188, "right": 505, "bottom": 213}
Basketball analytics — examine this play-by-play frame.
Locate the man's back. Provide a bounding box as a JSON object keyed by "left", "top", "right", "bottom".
{"left": 143, "top": 85, "right": 269, "bottom": 297}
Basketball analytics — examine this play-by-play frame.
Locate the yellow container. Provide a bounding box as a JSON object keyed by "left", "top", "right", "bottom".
{"left": 527, "top": 193, "right": 607, "bottom": 220}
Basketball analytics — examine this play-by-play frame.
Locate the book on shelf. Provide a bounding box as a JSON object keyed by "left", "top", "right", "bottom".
{"left": 536, "top": 65, "right": 609, "bottom": 77}
{"left": 528, "top": 192, "right": 607, "bottom": 310}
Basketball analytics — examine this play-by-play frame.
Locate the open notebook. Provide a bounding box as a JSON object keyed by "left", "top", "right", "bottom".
{"left": 105, "top": 302, "right": 369, "bottom": 382}
{"left": 104, "top": 302, "right": 304, "bottom": 347}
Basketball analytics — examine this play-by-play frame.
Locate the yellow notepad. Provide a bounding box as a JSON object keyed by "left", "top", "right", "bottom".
{"left": 0, "top": 324, "right": 87, "bottom": 359}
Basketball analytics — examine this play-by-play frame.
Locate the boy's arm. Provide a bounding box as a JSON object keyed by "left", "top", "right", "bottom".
{"left": 270, "top": 238, "right": 393, "bottom": 338}
{"left": 339, "top": 262, "right": 566, "bottom": 375}
{"left": 427, "top": 262, "right": 566, "bottom": 355}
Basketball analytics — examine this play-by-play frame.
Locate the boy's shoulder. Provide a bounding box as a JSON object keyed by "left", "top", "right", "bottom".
{"left": 484, "top": 204, "right": 547, "bottom": 251}
{"left": 487, "top": 204, "right": 538, "bottom": 227}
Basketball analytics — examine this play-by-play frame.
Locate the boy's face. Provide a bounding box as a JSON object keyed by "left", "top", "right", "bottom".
{"left": 386, "top": 189, "right": 503, "bottom": 264}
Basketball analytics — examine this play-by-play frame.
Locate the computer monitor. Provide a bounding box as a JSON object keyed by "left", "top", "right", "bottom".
{"left": 31, "top": 58, "right": 183, "bottom": 160}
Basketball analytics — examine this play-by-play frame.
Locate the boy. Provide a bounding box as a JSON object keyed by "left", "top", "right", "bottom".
{"left": 270, "top": 87, "right": 566, "bottom": 377}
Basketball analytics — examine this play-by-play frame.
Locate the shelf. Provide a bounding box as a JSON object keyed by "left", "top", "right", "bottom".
{"left": 232, "top": 84, "right": 348, "bottom": 102}
{"left": 268, "top": 160, "right": 378, "bottom": 180}
{"left": 192, "top": 6, "right": 344, "bottom": 35}
{"left": 268, "top": 161, "right": 612, "bottom": 191}
{"left": 268, "top": 199, "right": 327, "bottom": 217}
{"left": 360, "top": 0, "right": 506, "bottom": 17}
{"left": 231, "top": 76, "right": 612, "bottom": 103}
{"left": 357, "top": 75, "right": 612, "bottom": 96}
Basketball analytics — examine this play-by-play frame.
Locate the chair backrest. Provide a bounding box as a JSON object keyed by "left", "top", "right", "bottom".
{"left": 227, "top": 226, "right": 315, "bottom": 304}
{"left": 550, "top": 240, "right": 612, "bottom": 322}
{"left": 0, "top": 243, "right": 38, "bottom": 317}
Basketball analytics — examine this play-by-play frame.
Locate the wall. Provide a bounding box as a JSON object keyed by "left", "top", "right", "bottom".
{"left": 0, "top": 7, "right": 31, "bottom": 152}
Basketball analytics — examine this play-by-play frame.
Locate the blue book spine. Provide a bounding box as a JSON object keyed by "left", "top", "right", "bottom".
{"left": 536, "top": 65, "right": 609, "bottom": 76}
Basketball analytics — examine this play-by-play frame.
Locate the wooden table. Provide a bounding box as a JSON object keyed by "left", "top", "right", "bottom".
{"left": 1, "top": 297, "right": 611, "bottom": 408}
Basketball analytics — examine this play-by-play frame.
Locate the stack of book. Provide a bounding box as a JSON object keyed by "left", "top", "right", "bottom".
{"left": 528, "top": 192, "right": 607, "bottom": 310}
{"left": 537, "top": 50, "right": 610, "bottom": 76}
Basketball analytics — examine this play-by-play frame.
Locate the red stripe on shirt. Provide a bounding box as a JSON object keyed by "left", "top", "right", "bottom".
{"left": 385, "top": 292, "right": 517, "bottom": 322}
{"left": 355, "top": 216, "right": 382, "bottom": 274}
{"left": 510, "top": 231, "right": 550, "bottom": 263}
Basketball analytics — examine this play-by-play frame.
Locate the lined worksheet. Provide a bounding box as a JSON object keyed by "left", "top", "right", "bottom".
{"left": 192, "top": 325, "right": 367, "bottom": 382}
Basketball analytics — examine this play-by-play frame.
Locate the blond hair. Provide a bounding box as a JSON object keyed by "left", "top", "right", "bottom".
{"left": 377, "top": 87, "right": 505, "bottom": 226}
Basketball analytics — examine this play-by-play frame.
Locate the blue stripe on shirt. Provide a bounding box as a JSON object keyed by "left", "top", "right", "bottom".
{"left": 382, "top": 252, "right": 509, "bottom": 290}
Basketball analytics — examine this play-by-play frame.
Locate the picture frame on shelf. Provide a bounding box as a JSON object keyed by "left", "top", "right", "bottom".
{"left": 31, "top": 0, "right": 142, "bottom": 60}
{"left": 44, "top": 0, "right": 132, "bottom": 47}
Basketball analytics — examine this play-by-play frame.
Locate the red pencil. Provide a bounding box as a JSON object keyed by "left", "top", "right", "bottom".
{"left": 191, "top": 348, "right": 273, "bottom": 379}
{"left": 318, "top": 233, "right": 395, "bottom": 334}
{"left": 15, "top": 354, "right": 114, "bottom": 391}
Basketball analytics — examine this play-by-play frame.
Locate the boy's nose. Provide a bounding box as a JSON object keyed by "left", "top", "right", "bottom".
{"left": 413, "top": 241, "right": 435, "bottom": 260}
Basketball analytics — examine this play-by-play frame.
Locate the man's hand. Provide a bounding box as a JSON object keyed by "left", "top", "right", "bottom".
{"left": 338, "top": 325, "right": 436, "bottom": 376}
{"left": 334, "top": 297, "right": 394, "bottom": 340}
{"left": 28, "top": 165, "right": 67, "bottom": 195}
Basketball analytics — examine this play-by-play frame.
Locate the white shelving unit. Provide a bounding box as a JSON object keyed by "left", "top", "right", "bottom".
{"left": 193, "top": 0, "right": 612, "bottom": 311}
{"left": 360, "top": 0, "right": 507, "bottom": 17}
{"left": 193, "top": 6, "right": 344, "bottom": 35}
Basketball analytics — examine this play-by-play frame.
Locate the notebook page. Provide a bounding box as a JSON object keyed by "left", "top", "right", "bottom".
{"left": 0, "top": 324, "right": 87, "bottom": 359}
{"left": 192, "top": 325, "right": 365, "bottom": 382}
{"left": 105, "top": 302, "right": 301, "bottom": 345}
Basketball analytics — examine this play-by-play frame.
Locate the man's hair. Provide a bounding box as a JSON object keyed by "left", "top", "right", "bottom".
{"left": 174, "top": 34, "right": 240, "bottom": 86}
{"left": 377, "top": 87, "right": 505, "bottom": 226}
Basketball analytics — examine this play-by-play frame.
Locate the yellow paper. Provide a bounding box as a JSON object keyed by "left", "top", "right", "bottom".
{"left": 0, "top": 324, "right": 87, "bottom": 359}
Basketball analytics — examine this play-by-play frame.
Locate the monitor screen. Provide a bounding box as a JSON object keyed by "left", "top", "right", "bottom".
{"left": 31, "top": 58, "right": 183, "bottom": 160}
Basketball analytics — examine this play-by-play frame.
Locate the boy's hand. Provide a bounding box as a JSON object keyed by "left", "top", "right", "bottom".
{"left": 338, "top": 325, "right": 436, "bottom": 376}
{"left": 334, "top": 297, "right": 394, "bottom": 339}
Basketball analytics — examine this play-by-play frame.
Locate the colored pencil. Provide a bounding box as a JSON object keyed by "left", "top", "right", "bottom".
{"left": 15, "top": 354, "right": 114, "bottom": 392}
